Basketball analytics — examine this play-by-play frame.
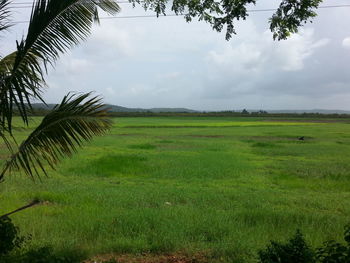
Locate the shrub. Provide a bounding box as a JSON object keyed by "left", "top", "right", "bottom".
{"left": 0, "top": 217, "right": 81, "bottom": 263}
{"left": 19, "top": 246, "right": 82, "bottom": 263}
{"left": 258, "top": 230, "right": 315, "bottom": 263}
{"left": 316, "top": 224, "right": 350, "bottom": 263}
{"left": 0, "top": 216, "right": 25, "bottom": 256}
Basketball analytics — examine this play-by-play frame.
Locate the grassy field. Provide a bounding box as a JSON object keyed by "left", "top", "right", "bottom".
{"left": 1, "top": 116, "right": 350, "bottom": 262}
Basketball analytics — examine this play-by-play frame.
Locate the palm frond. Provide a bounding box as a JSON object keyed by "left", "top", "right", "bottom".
{"left": 0, "top": 0, "right": 119, "bottom": 133}
{"left": 0, "top": 0, "right": 11, "bottom": 33}
{"left": 26, "top": 0, "right": 120, "bottom": 67}
{"left": 0, "top": 93, "right": 112, "bottom": 181}
{"left": 0, "top": 50, "right": 45, "bottom": 133}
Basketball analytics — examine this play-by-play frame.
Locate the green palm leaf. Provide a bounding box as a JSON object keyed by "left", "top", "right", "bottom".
{"left": 0, "top": 0, "right": 11, "bottom": 33}
{"left": 0, "top": 0, "right": 119, "bottom": 133}
{"left": 26, "top": 0, "right": 120, "bottom": 66}
{"left": 0, "top": 93, "right": 112, "bottom": 181}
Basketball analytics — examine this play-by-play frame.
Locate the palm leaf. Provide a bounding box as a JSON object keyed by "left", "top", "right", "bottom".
{"left": 26, "top": 0, "right": 120, "bottom": 67}
{"left": 0, "top": 0, "right": 11, "bottom": 33}
{"left": 0, "top": 93, "right": 112, "bottom": 181}
{"left": 0, "top": 0, "right": 119, "bottom": 133}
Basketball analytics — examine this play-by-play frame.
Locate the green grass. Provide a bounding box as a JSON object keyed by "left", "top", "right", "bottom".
{"left": 1, "top": 116, "right": 350, "bottom": 262}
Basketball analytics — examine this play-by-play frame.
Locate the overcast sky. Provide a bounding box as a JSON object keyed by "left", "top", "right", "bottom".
{"left": 2, "top": 0, "right": 350, "bottom": 111}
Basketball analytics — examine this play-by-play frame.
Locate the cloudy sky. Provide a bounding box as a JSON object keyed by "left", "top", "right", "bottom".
{"left": 2, "top": 0, "right": 350, "bottom": 111}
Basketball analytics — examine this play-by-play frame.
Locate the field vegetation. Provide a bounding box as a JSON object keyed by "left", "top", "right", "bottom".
{"left": 1, "top": 116, "right": 350, "bottom": 262}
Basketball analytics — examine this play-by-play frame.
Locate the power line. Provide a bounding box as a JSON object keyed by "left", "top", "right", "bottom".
{"left": 8, "top": 4, "right": 350, "bottom": 24}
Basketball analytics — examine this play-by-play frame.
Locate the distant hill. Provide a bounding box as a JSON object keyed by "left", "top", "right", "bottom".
{"left": 30, "top": 103, "right": 350, "bottom": 114}
{"left": 31, "top": 103, "right": 198, "bottom": 113}
{"left": 265, "top": 109, "right": 350, "bottom": 114}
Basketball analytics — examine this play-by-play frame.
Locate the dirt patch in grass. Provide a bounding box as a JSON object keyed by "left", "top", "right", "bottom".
{"left": 84, "top": 252, "right": 209, "bottom": 263}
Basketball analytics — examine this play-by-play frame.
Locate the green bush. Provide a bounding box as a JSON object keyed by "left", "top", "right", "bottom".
{"left": 259, "top": 224, "right": 350, "bottom": 263}
{"left": 0, "top": 217, "right": 82, "bottom": 263}
{"left": 258, "top": 230, "right": 315, "bottom": 263}
{"left": 0, "top": 246, "right": 83, "bottom": 263}
{"left": 19, "top": 246, "right": 82, "bottom": 263}
{"left": 0, "top": 216, "right": 25, "bottom": 256}
{"left": 316, "top": 224, "right": 350, "bottom": 263}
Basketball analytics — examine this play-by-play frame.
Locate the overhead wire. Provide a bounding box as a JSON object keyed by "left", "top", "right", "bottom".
{"left": 6, "top": 2, "right": 350, "bottom": 24}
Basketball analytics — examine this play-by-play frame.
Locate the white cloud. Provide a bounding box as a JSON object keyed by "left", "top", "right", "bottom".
{"left": 156, "top": 71, "right": 181, "bottom": 80}
{"left": 207, "top": 28, "right": 329, "bottom": 75}
{"left": 274, "top": 29, "right": 330, "bottom": 71}
{"left": 105, "top": 87, "right": 116, "bottom": 95}
{"left": 89, "top": 22, "right": 134, "bottom": 57}
{"left": 66, "top": 58, "right": 92, "bottom": 75}
{"left": 342, "top": 37, "right": 350, "bottom": 48}
{"left": 199, "top": 27, "right": 336, "bottom": 102}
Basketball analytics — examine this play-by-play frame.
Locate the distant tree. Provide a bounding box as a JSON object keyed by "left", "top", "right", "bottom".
{"left": 241, "top": 109, "right": 249, "bottom": 114}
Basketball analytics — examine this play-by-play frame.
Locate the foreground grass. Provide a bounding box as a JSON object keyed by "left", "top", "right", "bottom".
{"left": 1, "top": 117, "right": 350, "bottom": 262}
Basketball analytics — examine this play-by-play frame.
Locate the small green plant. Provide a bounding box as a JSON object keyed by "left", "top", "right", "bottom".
{"left": 316, "top": 224, "right": 350, "bottom": 263}
{"left": 258, "top": 229, "right": 315, "bottom": 263}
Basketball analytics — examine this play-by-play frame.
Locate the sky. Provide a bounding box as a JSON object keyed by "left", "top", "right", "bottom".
{"left": 2, "top": 0, "right": 350, "bottom": 111}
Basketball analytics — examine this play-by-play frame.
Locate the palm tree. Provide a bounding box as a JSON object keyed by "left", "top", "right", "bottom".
{"left": 0, "top": 0, "right": 120, "bottom": 184}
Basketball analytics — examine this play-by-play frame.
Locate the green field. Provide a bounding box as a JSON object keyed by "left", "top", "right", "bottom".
{"left": 1, "top": 116, "right": 350, "bottom": 262}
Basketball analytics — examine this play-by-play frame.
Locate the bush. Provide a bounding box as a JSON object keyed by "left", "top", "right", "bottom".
{"left": 0, "top": 217, "right": 82, "bottom": 263}
{"left": 316, "top": 224, "right": 350, "bottom": 263}
{"left": 19, "top": 246, "right": 82, "bottom": 263}
{"left": 0, "top": 246, "right": 83, "bottom": 263}
{"left": 259, "top": 224, "right": 350, "bottom": 263}
{"left": 258, "top": 230, "right": 315, "bottom": 263}
{"left": 0, "top": 216, "right": 25, "bottom": 256}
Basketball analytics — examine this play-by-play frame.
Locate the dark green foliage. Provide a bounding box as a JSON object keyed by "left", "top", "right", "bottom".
{"left": 270, "top": 0, "right": 323, "bottom": 40}
{"left": 258, "top": 230, "right": 315, "bottom": 263}
{"left": 19, "top": 247, "right": 82, "bottom": 263}
{"left": 316, "top": 241, "right": 350, "bottom": 263}
{"left": 131, "top": 0, "right": 257, "bottom": 40}
{"left": 0, "top": 246, "right": 83, "bottom": 263}
{"left": 130, "top": 0, "right": 323, "bottom": 41}
{"left": 0, "top": 216, "right": 24, "bottom": 256}
{"left": 1, "top": 93, "right": 112, "bottom": 179}
{"left": 0, "top": 0, "right": 10, "bottom": 32}
{"left": 0, "top": 217, "right": 82, "bottom": 263}
{"left": 259, "top": 224, "right": 350, "bottom": 263}
{"left": 316, "top": 224, "right": 350, "bottom": 263}
{"left": 241, "top": 109, "right": 249, "bottom": 114}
